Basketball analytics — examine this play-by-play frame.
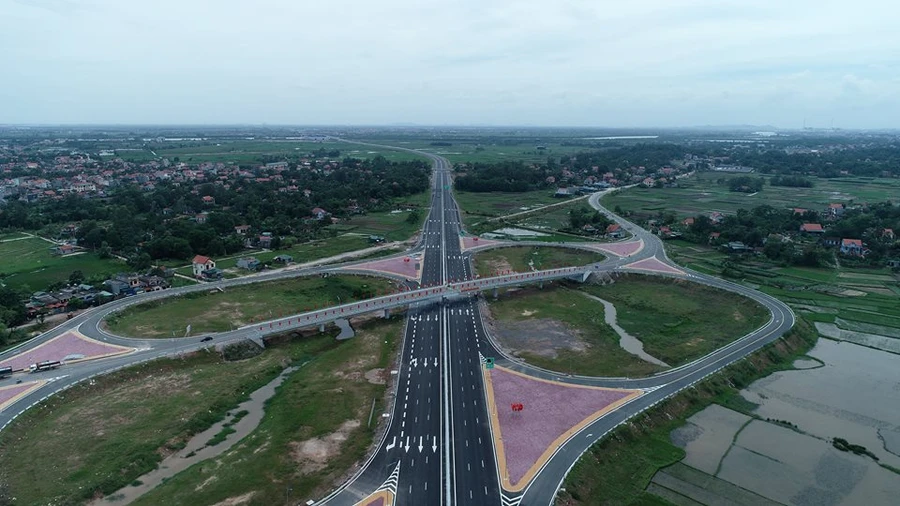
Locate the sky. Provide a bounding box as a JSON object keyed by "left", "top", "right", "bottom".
{"left": 2, "top": 0, "right": 900, "bottom": 128}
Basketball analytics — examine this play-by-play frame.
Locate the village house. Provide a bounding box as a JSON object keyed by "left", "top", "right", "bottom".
{"left": 234, "top": 224, "right": 251, "bottom": 235}
{"left": 799, "top": 223, "right": 824, "bottom": 234}
{"left": 311, "top": 207, "right": 330, "bottom": 220}
{"left": 827, "top": 203, "right": 845, "bottom": 218}
{"left": 839, "top": 238, "right": 865, "bottom": 257}
{"left": 192, "top": 255, "right": 216, "bottom": 277}
{"left": 236, "top": 257, "right": 261, "bottom": 271}
{"left": 52, "top": 243, "right": 77, "bottom": 256}
{"left": 273, "top": 254, "right": 293, "bottom": 264}
{"left": 606, "top": 223, "right": 624, "bottom": 239}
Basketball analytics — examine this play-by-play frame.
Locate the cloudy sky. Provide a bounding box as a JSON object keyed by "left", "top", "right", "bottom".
{"left": 2, "top": 0, "right": 899, "bottom": 128}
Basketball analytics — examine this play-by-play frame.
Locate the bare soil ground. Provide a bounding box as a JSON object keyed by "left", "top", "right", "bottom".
{"left": 290, "top": 420, "right": 362, "bottom": 475}
{"left": 484, "top": 308, "right": 587, "bottom": 359}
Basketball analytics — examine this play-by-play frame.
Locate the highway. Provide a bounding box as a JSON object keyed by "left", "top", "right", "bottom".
{"left": 0, "top": 144, "right": 796, "bottom": 506}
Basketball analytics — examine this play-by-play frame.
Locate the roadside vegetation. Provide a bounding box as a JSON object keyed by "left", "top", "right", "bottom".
{"left": 332, "top": 190, "right": 431, "bottom": 242}
{"left": 0, "top": 317, "right": 402, "bottom": 505}
{"left": 485, "top": 285, "right": 663, "bottom": 378}
{"left": 106, "top": 275, "right": 395, "bottom": 337}
{"left": 582, "top": 275, "right": 770, "bottom": 366}
{"left": 557, "top": 318, "right": 819, "bottom": 506}
{"left": 484, "top": 275, "right": 768, "bottom": 376}
{"left": 130, "top": 318, "right": 402, "bottom": 505}
{"left": 473, "top": 246, "right": 604, "bottom": 277}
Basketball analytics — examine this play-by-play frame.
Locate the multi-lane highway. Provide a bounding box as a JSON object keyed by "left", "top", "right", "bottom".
{"left": 0, "top": 145, "right": 795, "bottom": 506}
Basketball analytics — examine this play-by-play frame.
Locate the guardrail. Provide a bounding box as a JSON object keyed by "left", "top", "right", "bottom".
{"left": 245, "top": 266, "right": 593, "bottom": 337}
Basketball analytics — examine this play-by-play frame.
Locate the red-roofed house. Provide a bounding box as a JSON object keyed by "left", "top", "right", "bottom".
{"left": 311, "top": 207, "right": 329, "bottom": 220}
{"left": 839, "top": 239, "right": 864, "bottom": 256}
{"left": 793, "top": 208, "right": 809, "bottom": 215}
{"left": 192, "top": 255, "right": 216, "bottom": 277}
{"left": 682, "top": 217, "right": 695, "bottom": 226}
{"left": 800, "top": 223, "right": 824, "bottom": 234}
{"left": 828, "top": 203, "right": 845, "bottom": 217}
{"left": 606, "top": 223, "right": 623, "bottom": 238}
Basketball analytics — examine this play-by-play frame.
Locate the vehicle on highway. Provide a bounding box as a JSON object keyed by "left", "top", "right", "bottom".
{"left": 0, "top": 366, "right": 12, "bottom": 379}
{"left": 29, "top": 360, "right": 61, "bottom": 373}
{"left": 200, "top": 336, "right": 214, "bottom": 342}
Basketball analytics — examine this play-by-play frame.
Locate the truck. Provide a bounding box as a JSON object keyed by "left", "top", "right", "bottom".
{"left": 0, "top": 366, "right": 12, "bottom": 378}
{"left": 29, "top": 360, "right": 61, "bottom": 373}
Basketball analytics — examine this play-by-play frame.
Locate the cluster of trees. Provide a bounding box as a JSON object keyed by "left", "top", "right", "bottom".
{"left": 680, "top": 202, "right": 900, "bottom": 267}
{"left": 0, "top": 156, "right": 430, "bottom": 262}
{"left": 770, "top": 175, "right": 813, "bottom": 187}
{"left": 730, "top": 145, "right": 900, "bottom": 178}
{"left": 567, "top": 205, "right": 612, "bottom": 232}
{"left": 559, "top": 144, "right": 689, "bottom": 172}
{"left": 454, "top": 161, "right": 560, "bottom": 192}
{"left": 727, "top": 176, "right": 765, "bottom": 193}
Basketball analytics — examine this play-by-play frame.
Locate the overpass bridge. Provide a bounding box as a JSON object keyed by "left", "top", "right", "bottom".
{"left": 233, "top": 266, "right": 598, "bottom": 340}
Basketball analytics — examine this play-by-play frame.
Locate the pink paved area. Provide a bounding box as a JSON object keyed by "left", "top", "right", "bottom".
{"left": 584, "top": 240, "right": 643, "bottom": 257}
{"left": 354, "top": 256, "right": 421, "bottom": 281}
{"left": 0, "top": 381, "right": 43, "bottom": 411}
{"left": 0, "top": 331, "right": 133, "bottom": 371}
{"left": 460, "top": 236, "right": 503, "bottom": 251}
{"left": 490, "top": 367, "right": 636, "bottom": 487}
{"left": 622, "top": 257, "right": 685, "bottom": 275}
{"left": 363, "top": 498, "right": 384, "bottom": 506}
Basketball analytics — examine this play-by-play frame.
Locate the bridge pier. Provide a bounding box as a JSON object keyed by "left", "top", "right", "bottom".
{"left": 539, "top": 280, "right": 544, "bottom": 289}
{"left": 318, "top": 323, "right": 326, "bottom": 333}
{"left": 382, "top": 308, "right": 390, "bottom": 319}
{"left": 493, "top": 288, "right": 499, "bottom": 300}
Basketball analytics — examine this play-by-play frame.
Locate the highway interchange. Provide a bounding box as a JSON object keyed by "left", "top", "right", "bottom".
{"left": 0, "top": 147, "right": 795, "bottom": 505}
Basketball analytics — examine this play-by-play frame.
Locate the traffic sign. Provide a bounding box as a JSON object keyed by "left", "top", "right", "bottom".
{"left": 485, "top": 357, "right": 495, "bottom": 369}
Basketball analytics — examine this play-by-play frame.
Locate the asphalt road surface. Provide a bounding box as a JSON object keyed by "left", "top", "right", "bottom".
{"left": 0, "top": 145, "right": 795, "bottom": 506}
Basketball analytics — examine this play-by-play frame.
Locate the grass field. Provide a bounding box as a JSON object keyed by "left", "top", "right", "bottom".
{"left": 0, "top": 317, "right": 403, "bottom": 505}
{"left": 584, "top": 276, "right": 770, "bottom": 366}
{"left": 453, "top": 189, "right": 561, "bottom": 229}
{"left": 338, "top": 191, "right": 431, "bottom": 242}
{"left": 353, "top": 137, "right": 593, "bottom": 164}
{"left": 603, "top": 172, "right": 900, "bottom": 220}
{"left": 0, "top": 238, "right": 126, "bottom": 291}
{"left": 118, "top": 141, "right": 428, "bottom": 165}
{"left": 664, "top": 240, "right": 900, "bottom": 330}
{"left": 472, "top": 246, "right": 605, "bottom": 277}
{"left": 106, "top": 275, "right": 396, "bottom": 337}
{"left": 486, "top": 286, "right": 663, "bottom": 377}
{"left": 486, "top": 275, "right": 769, "bottom": 375}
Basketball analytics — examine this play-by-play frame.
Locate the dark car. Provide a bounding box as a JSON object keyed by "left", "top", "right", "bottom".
{"left": 200, "top": 336, "right": 213, "bottom": 342}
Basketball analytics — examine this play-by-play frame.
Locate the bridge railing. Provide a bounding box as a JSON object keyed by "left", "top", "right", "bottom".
{"left": 246, "top": 266, "right": 592, "bottom": 337}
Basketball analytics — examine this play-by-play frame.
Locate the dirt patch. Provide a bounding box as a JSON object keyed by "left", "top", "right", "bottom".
{"left": 364, "top": 368, "right": 386, "bottom": 384}
{"left": 838, "top": 289, "right": 866, "bottom": 297}
{"left": 290, "top": 420, "right": 362, "bottom": 475}
{"left": 484, "top": 311, "right": 586, "bottom": 359}
{"left": 484, "top": 256, "right": 514, "bottom": 275}
{"left": 209, "top": 492, "right": 257, "bottom": 506}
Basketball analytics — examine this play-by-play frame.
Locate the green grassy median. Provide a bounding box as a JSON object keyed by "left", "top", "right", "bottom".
{"left": 105, "top": 275, "right": 396, "bottom": 338}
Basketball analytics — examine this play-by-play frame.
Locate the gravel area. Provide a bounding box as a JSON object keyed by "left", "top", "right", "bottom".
{"left": 490, "top": 366, "right": 633, "bottom": 486}
{"left": 355, "top": 256, "right": 420, "bottom": 280}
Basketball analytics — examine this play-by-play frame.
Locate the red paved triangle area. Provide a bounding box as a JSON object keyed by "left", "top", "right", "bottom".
{"left": 488, "top": 366, "right": 639, "bottom": 489}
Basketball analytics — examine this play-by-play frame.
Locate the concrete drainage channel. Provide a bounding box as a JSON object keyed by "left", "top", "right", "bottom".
{"left": 92, "top": 365, "right": 301, "bottom": 505}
